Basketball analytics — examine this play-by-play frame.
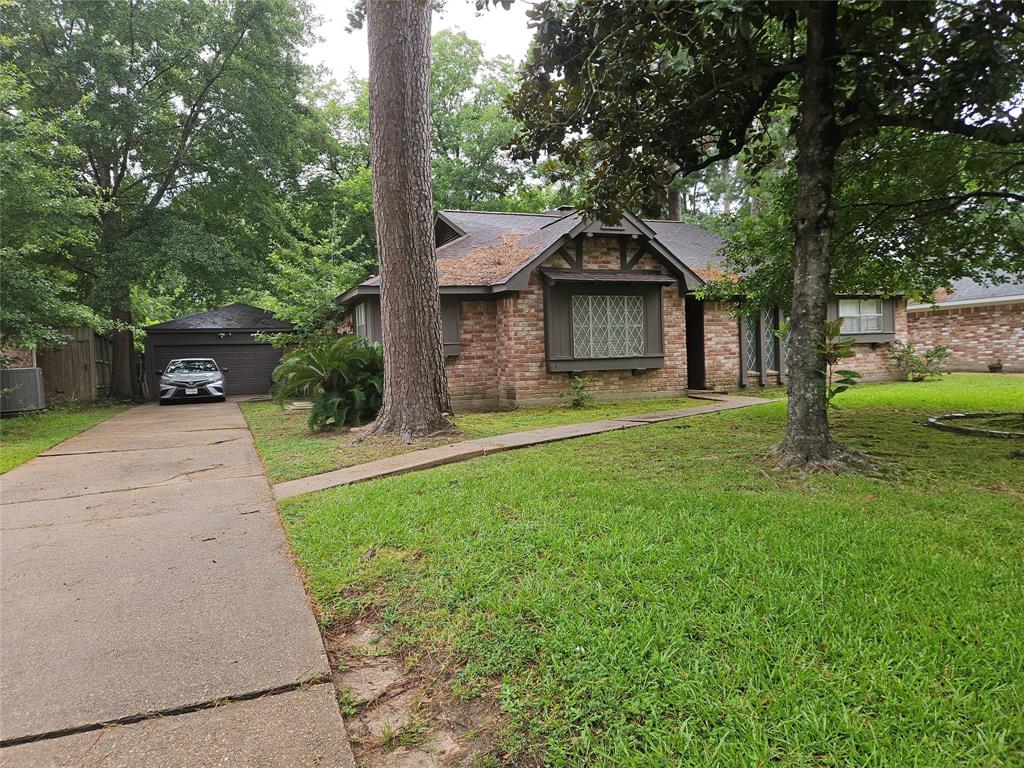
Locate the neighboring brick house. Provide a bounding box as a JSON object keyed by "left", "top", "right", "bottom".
{"left": 908, "top": 277, "right": 1024, "bottom": 372}
{"left": 339, "top": 209, "right": 907, "bottom": 410}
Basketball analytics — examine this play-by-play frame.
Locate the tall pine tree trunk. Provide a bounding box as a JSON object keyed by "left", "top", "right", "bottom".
{"left": 778, "top": 2, "right": 840, "bottom": 466}
{"left": 365, "top": 0, "right": 451, "bottom": 440}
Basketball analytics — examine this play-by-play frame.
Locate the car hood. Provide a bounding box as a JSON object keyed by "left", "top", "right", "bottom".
{"left": 163, "top": 372, "right": 221, "bottom": 382}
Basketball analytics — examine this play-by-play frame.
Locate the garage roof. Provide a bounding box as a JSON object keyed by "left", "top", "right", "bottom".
{"left": 146, "top": 303, "right": 292, "bottom": 332}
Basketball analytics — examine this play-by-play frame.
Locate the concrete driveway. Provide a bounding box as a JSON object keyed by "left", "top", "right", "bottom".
{"left": 0, "top": 402, "right": 352, "bottom": 766}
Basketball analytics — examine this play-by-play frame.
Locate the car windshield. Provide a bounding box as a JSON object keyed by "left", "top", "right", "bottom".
{"left": 165, "top": 360, "right": 218, "bottom": 374}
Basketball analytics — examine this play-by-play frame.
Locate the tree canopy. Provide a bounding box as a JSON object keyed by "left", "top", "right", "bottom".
{"left": 2, "top": 0, "right": 327, "bottom": 393}
{"left": 509, "top": 0, "right": 1024, "bottom": 465}
{"left": 0, "top": 52, "right": 100, "bottom": 350}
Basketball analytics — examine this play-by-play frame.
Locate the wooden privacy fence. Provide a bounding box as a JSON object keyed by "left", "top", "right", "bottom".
{"left": 37, "top": 327, "right": 114, "bottom": 403}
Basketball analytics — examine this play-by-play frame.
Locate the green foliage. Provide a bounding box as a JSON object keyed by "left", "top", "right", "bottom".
{"left": 820, "top": 318, "right": 861, "bottom": 408}
{"left": 511, "top": 2, "right": 1024, "bottom": 221}
{"left": 298, "top": 30, "right": 553, "bottom": 271}
{"left": 559, "top": 375, "right": 596, "bottom": 409}
{"left": 3, "top": 0, "right": 328, "bottom": 330}
{"left": 888, "top": 340, "right": 950, "bottom": 383}
{"left": 271, "top": 335, "right": 384, "bottom": 432}
{"left": 715, "top": 130, "right": 1024, "bottom": 308}
{"left": 429, "top": 30, "right": 531, "bottom": 210}
{"left": 247, "top": 208, "right": 371, "bottom": 342}
{"left": 0, "top": 51, "right": 102, "bottom": 348}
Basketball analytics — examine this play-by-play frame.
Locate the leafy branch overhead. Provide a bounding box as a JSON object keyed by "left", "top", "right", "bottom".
{"left": 510, "top": 1, "right": 1024, "bottom": 221}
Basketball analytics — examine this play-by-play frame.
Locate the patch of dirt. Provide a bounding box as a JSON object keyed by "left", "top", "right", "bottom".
{"left": 324, "top": 614, "right": 506, "bottom": 768}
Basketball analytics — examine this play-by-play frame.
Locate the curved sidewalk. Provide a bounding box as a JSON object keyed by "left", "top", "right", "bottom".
{"left": 273, "top": 394, "right": 769, "bottom": 500}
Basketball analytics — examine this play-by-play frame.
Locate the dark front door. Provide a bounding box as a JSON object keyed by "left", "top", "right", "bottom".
{"left": 684, "top": 296, "right": 706, "bottom": 389}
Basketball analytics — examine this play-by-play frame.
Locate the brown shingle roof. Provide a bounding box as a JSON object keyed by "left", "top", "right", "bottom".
{"left": 351, "top": 210, "right": 725, "bottom": 294}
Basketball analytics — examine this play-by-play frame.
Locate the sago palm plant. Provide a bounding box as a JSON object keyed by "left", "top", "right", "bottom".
{"left": 271, "top": 335, "right": 384, "bottom": 431}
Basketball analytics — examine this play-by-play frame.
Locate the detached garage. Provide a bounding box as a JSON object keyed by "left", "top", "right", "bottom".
{"left": 144, "top": 303, "right": 292, "bottom": 397}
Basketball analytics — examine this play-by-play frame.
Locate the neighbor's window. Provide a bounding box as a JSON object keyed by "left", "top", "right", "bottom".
{"left": 354, "top": 302, "right": 367, "bottom": 338}
{"left": 571, "top": 294, "right": 645, "bottom": 358}
{"left": 838, "top": 298, "right": 883, "bottom": 334}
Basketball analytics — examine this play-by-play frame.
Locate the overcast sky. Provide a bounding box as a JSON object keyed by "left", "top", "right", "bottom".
{"left": 305, "top": 0, "right": 537, "bottom": 82}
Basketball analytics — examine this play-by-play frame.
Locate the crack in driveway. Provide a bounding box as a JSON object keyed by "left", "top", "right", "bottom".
{"left": 41, "top": 437, "right": 243, "bottom": 457}
{"left": 0, "top": 678, "right": 334, "bottom": 748}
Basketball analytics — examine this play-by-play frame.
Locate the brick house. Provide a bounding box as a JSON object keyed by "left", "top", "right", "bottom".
{"left": 908, "top": 277, "right": 1024, "bottom": 372}
{"left": 339, "top": 209, "right": 907, "bottom": 410}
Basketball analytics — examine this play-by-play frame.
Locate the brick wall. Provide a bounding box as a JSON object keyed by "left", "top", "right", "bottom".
{"left": 907, "top": 301, "right": 1024, "bottom": 372}
{"left": 482, "top": 236, "right": 688, "bottom": 407}
{"left": 445, "top": 300, "right": 500, "bottom": 410}
{"left": 702, "top": 301, "right": 741, "bottom": 389}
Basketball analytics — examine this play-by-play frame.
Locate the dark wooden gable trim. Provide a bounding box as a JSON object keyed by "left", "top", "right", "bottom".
{"left": 625, "top": 244, "right": 648, "bottom": 271}
{"left": 556, "top": 246, "right": 575, "bottom": 269}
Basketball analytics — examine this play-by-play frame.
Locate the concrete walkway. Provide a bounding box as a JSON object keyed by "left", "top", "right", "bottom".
{"left": 0, "top": 402, "right": 353, "bottom": 766}
{"left": 274, "top": 394, "right": 769, "bottom": 500}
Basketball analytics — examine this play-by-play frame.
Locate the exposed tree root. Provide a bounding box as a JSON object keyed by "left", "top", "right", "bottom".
{"left": 771, "top": 440, "right": 878, "bottom": 474}
{"left": 355, "top": 417, "right": 458, "bottom": 445}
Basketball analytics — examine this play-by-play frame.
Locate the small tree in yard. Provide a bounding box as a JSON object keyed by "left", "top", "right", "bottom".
{"left": 820, "top": 319, "right": 861, "bottom": 409}
{"left": 509, "top": 1, "right": 1024, "bottom": 468}
{"left": 889, "top": 341, "right": 950, "bottom": 382}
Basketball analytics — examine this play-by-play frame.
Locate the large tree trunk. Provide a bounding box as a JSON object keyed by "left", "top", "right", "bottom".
{"left": 668, "top": 187, "right": 682, "bottom": 220}
{"left": 778, "top": 2, "right": 841, "bottom": 466}
{"left": 109, "top": 307, "right": 135, "bottom": 400}
{"left": 365, "top": 0, "right": 451, "bottom": 440}
{"left": 101, "top": 207, "right": 136, "bottom": 401}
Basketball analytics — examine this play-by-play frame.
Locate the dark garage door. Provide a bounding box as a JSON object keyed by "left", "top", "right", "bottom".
{"left": 152, "top": 343, "right": 282, "bottom": 395}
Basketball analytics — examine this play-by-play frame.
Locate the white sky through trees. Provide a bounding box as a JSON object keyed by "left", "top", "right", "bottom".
{"left": 305, "top": 0, "right": 536, "bottom": 80}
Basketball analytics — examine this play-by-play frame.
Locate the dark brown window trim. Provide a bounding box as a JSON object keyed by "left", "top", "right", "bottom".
{"left": 547, "top": 355, "right": 664, "bottom": 373}
{"left": 839, "top": 332, "right": 896, "bottom": 344}
{"left": 543, "top": 280, "right": 666, "bottom": 372}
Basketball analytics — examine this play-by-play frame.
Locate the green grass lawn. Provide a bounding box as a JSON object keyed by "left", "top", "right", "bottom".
{"left": 241, "top": 395, "right": 705, "bottom": 483}
{"left": 0, "top": 402, "right": 127, "bottom": 473}
{"left": 280, "top": 374, "right": 1024, "bottom": 766}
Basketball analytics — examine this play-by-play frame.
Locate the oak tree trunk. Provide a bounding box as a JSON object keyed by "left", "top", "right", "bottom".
{"left": 100, "top": 208, "right": 136, "bottom": 401}
{"left": 779, "top": 2, "right": 841, "bottom": 466}
{"left": 110, "top": 307, "right": 135, "bottom": 400}
{"left": 365, "top": 0, "right": 451, "bottom": 439}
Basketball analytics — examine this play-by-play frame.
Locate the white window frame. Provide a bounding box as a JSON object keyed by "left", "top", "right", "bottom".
{"left": 571, "top": 294, "right": 645, "bottom": 359}
{"left": 353, "top": 302, "right": 367, "bottom": 338}
{"left": 838, "top": 298, "right": 883, "bottom": 334}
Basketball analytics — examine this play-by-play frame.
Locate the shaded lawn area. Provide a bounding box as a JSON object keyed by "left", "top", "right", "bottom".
{"left": 241, "top": 395, "right": 705, "bottom": 483}
{"left": 280, "top": 375, "right": 1024, "bottom": 766}
{"left": 0, "top": 402, "right": 127, "bottom": 474}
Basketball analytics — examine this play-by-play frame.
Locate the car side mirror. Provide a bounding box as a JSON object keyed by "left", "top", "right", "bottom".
{"left": 221, "top": 368, "right": 229, "bottom": 372}
{"left": 156, "top": 370, "right": 163, "bottom": 375}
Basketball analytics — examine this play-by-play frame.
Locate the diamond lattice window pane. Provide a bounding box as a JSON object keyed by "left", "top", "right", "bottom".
{"left": 743, "top": 319, "right": 759, "bottom": 370}
{"left": 762, "top": 309, "right": 778, "bottom": 370}
{"left": 571, "top": 295, "right": 645, "bottom": 359}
